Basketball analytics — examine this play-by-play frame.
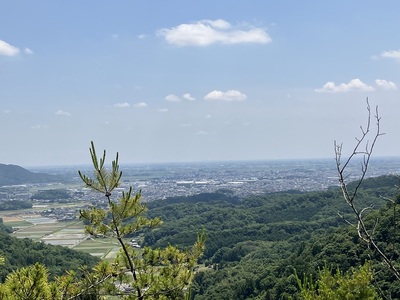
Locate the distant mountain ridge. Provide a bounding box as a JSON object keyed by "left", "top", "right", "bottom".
{"left": 0, "top": 164, "right": 64, "bottom": 186}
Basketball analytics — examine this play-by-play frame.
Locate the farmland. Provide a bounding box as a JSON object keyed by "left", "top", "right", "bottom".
{"left": 0, "top": 206, "right": 120, "bottom": 260}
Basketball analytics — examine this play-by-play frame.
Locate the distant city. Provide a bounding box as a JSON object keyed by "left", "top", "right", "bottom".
{"left": 26, "top": 157, "right": 400, "bottom": 202}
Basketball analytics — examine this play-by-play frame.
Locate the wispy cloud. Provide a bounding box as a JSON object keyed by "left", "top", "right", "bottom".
{"left": 0, "top": 40, "right": 20, "bottom": 56}
{"left": 114, "top": 102, "right": 130, "bottom": 108}
{"left": 204, "top": 90, "right": 247, "bottom": 102}
{"left": 183, "top": 93, "right": 196, "bottom": 101}
{"left": 158, "top": 108, "right": 169, "bottom": 113}
{"left": 55, "top": 110, "right": 71, "bottom": 116}
{"left": 134, "top": 102, "right": 148, "bottom": 108}
{"left": 24, "top": 48, "right": 33, "bottom": 55}
{"left": 380, "top": 49, "right": 400, "bottom": 61}
{"left": 158, "top": 19, "right": 271, "bottom": 47}
{"left": 165, "top": 94, "right": 181, "bottom": 102}
{"left": 315, "top": 78, "right": 374, "bottom": 93}
{"left": 165, "top": 93, "right": 196, "bottom": 102}
{"left": 375, "top": 79, "right": 397, "bottom": 90}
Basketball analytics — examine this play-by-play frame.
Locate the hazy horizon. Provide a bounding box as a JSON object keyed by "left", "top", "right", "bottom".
{"left": 10, "top": 155, "right": 400, "bottom": 170}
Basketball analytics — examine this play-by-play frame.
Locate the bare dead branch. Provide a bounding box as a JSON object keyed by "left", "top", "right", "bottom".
{"left": 334, "top": 99, "right": 400, "bottom": 280}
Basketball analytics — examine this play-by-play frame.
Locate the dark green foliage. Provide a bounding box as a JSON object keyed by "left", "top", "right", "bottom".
{"left": 0, "top": 200, "right": 32, "bottom": 211}
{"left": 347, "top": 174, "right": 399, "bottom": 190}
{"left": 0, "top": 231, "right": 99, "bottom": 282}
{"left": 0, "top": 218, "right": 12, "bottom": 234}
{"left": 141, "top": 175, "right": 400, "bottom": 299}
{"left": 147, "top": 192, "right": 241, "bottom": 207}
{"left": 30, "top": 189, "right": 72, "bottom": 201}
{"left": 145, "top": 189, "right": 349, "bottom": 258}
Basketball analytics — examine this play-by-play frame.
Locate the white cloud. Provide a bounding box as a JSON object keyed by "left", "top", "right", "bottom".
{"left": 158, "top": 108, "right": 169, "bottom": 113}
{"left": 55, "top": 110, "right": 71, "bottom": 116}
{"left": 24, "top": 48, "right": 33, "bottom": 55}
{"left": 183, "top": 93, "right": 195, "bottom": 101}
{"left": 112, "top": 34, "right": 119, "bottom": 39}
{"left": 205, "top": 114, "right": 212, "bottom": 119}
{"left": 375, "top": 79, "right": 397, "bottom": 90}
{"left": 165, "top": 94, "right": 181, "bottom": 102}
{"left": 158, "top": 19, "right": 271, "bottom": 46}
{"left": 380, "top": 49, "right": 400, "bottom": 61}
{"left": 208, "top": 19, "right": 231, "bottom": 30}
{"left": 204, "top": 90, "right": 247, "bottom": 102}
{"left": 315, "top": 78, "right": 375, "bottom": 93}
{"left": 138, "top": 34, "right": 147, "bottom": 40}
{"left": 3, "top": 109, "right": 11, "bottom": 114}
{"left": 134, "top": 102, "right": 148, "bottom": 108}
{"left": 114, "top": 102, "right": 130, "bottom": 108}
{"left": 0, "top": 40, "right": 20, "bottom": 56}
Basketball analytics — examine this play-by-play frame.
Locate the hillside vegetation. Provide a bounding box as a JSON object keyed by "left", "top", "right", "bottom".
{"left": 143, "top": 175, "right": 400, "bottom": 299}
{"left": 0, "top": 164, "right": 65, "bottom": 186}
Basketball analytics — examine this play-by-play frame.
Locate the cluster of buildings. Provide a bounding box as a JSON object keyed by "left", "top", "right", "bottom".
{"left": 41, "top": 207, "right": 78, "bottom": 221}
{"left": 121, "top": 160, "right": 342, "bottom": 202}
{"left": 1, "top": 158, "right": 399, "bottom": 213}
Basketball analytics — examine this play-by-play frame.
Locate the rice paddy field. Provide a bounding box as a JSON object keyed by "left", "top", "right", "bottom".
{"left": 1, "top": 209, "right": 122, "bottom": 260}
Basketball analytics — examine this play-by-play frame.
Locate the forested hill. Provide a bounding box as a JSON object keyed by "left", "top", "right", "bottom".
{"left": 0, "top": 219, "right": 99, "bottom": 282}
{"left": 0, "top": 163, "right": 64, "bottom": 186}
{"left": 143, "top": 175, "right": 400, "bottom": 299}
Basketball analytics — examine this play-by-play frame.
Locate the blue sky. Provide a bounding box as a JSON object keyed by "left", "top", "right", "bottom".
{"left": 1, "top": 1, "right": 400, "bottom": 167}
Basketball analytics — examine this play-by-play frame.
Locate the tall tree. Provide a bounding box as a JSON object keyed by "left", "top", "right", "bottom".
{"left": 77, "top": 142, "right": 205, "bottom": 299}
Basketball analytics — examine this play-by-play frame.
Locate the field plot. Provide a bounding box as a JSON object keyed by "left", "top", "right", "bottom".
{"left": 13, "top": 222, "right": 84, "bottom": 246}
{"left": 2, "top": 219, "right": 32, "bottom": 229}
{"left": 1, "top": 199, "right": 125, "bottom": 260}
{"left": 73, "top": 238, "right": 120, "bottom": 259}
{"left": 22, "top": 215, "right": 57, "bottom": 224}
{"left": 7, "top": 216, "right": 122, "bottom": 259}
{"left": 0, "top": 213, "right": 33, "bottom": 230}
{"left": 42, "top": 227, "right": 87, "bottom": 247}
